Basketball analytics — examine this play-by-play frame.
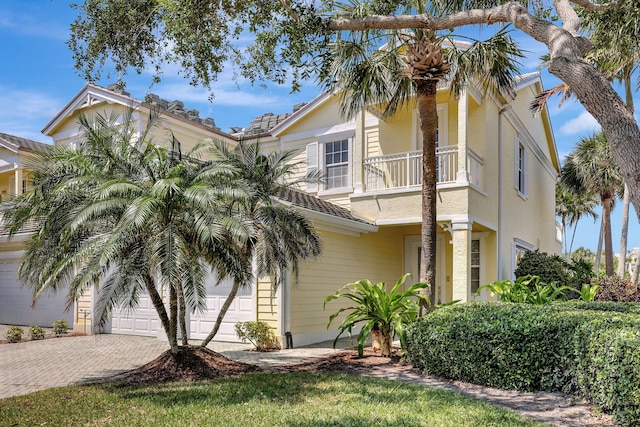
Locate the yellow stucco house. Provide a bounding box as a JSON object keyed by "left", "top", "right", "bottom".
{"left": 3, "top": 72, "right": 560, "bottom": 346}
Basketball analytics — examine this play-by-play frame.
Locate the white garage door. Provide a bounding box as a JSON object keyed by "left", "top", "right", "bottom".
{"left": 0, "top": 257, "right": 74, "bottom": 327}
{"left": 109, "top": 277, "right": 254, "bottom": 342}
{"left": 189, "top": 276, "right": 254, "bottom": 343}
{"left": 110, "top": 294, "right": 161, "bottom": 337}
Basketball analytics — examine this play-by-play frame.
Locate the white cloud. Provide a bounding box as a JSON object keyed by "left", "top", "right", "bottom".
{"left": 0, "top": 88, "right": 62, "bottom": 119}
{"left": 559, "top": 111, "right": 601, "bottom": 136}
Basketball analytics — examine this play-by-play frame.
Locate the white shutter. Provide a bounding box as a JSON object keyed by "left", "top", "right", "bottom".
{"left": 524, "top": 148, "right": 529, "bottom": 198}
{"left": 306, "top": 142, "right": 319, "bottom": 192}
{"left": 514, "top": 137, "right": 519, "bottom": 191}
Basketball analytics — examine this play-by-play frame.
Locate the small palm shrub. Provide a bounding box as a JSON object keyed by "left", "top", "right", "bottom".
{"left": 28, "top": 325, "right": 46, "bottom": 340}
{"left": 52, "top": 320, "right": 68, "bottom": 337}
{"left": 477, "top": 275, "right": 573, "bottom": 304}
{"left": 235, "top": 321, "right": 280, "bottom": 351}
{"left": 594, "top": 276, "right": 640, "bottom": 302}
{"left": 6, "top": 326, "right": 24, "bottom": 343}
{"left": 324, "top": 273, "right": 428, "bottom": 357}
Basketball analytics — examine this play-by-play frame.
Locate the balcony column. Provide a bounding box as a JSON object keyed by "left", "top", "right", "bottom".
{"left": 451, "top": 219, "right": 472, "bottom": 302}
{"left": 456, "top": 89, "right": 469, "bottom": 183}
{"left": 353, "top": 108, "right": 365, "bottom": 193}
{"left": 13, "top": 168, "right": 22, "bottom": 196}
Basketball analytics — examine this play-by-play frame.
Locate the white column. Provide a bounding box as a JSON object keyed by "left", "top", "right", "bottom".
{"left": 353, "top": 109, "right": 365, "bottom": 193}
{"left": 451, "top": 220, "right": 472, "bottom": 302}
{"left": 456, "top": 90, "right": 469, "bottom": 183}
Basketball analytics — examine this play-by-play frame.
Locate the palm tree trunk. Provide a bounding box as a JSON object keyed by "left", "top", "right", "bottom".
{"left": 632, "top": 259, "right": 640, "bottom": 284}
{"left": 169, "top": 285, "right": 178, "bottom": 353}
{"left": 143, "top": 275, "right": 178, "bottom": 353}
{"left": 595, "top": 219, "right": 604, "bottom": 273}
{"left": 177, "top": 284, "right": 188, "bottom": 346}
{"left": 619, "top": 184, "right": 630, "bottom": 277}
{"left": 562, "top": 218, "right": 568, "bottom": 261}
{"left": 569, "top": 222, "right": 579, "bottom": 258}
{"left": 602, "top": 197, "right": 615, "bottom": 276}
{"left": 200, "top": 279, "right": 242, "bottom": 347}
{"left": 416, "top": 78, "right": 438, "bottom": 314}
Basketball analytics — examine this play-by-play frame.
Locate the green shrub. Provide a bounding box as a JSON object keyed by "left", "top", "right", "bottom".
{"left": 514, "top": 250, "right": 593, "bottom": 294}
{"left": 477, "top": 275, "right": 572, "bottom": 304}
{"left": 234, "top": 321, "right": 279, "bottom": 351}
{"left": 405, "top": 302, "right": 640, "bottom": 426}
{"left": 593, "top": 276, "right": 640, "bottom": 302}
{"left": 6, "top": 326, "right": 24, "bottom": 343}
{"left": 52, "top": 319, "right": 68, "bottom": 337}
{"left": 28, "top": 325, "right": 46, "bottom": 340}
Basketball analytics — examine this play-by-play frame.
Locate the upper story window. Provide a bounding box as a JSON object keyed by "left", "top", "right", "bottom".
{"left": 325, "top": 139, "right": 349, "bottom": 189}
{"left": 306, "top": 134, "right": 353, "bottom": 193}
{"left": 515, "top": 137, "right": 528, "bottom": 198}
{"left": 412, "top": 104, "right": 448, "bottom": 150}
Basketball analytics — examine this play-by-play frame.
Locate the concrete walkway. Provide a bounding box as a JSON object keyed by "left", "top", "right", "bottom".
{"left": 0, "top": 332, "right": 354, "bottom": 399}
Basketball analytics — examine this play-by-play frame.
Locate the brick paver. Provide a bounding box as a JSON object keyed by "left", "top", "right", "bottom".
{"left": 0, "top": 333, "right": 353, "bottom": 399}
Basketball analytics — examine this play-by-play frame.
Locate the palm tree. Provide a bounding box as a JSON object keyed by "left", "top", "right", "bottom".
{"left": 321, "top": 21, "right": 522, "bottom": 310}
{"left": 555, "top": 180, "right": 598, "bottom": 260}
{"left": 561, "top": 132, "right": 624, "bottom": 276}
{"left": 2, "top": 111, "right": 250, "bottom": 354}
{"left": 199, "top": 139, "right": 322, "bottom": 346}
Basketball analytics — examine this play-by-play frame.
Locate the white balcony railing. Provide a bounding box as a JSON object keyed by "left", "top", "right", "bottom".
{"left": 364, "top": 145, "right": 482, "bottom": 192}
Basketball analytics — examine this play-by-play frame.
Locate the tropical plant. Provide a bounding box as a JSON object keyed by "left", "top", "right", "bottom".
{"left": 579, "top": 283, "right": 599, "bottom": 302}
{"left": 199, "top": 139, "right": 322, "bottom": 347}
{"left": 477, "top": 275, "right": 573, "bottom": 305}
{"left": 234, "top": 321, "right": 279, "bottom": 351}
{"left": 5, "top": 326, "right": 24, "bottom": 343}
{"left": 324, "top": 273, "right": 428, "bottom": 357}
{"left": 28, "top": 325, "right": 46, "bottom": 340}
{"left": 52, "top": 320, "right": 68, "bottom": 337}
{"left": 561, "top": 132, "right": 624, "bottom": 276}
{"left": 2, "top": 110, "right": 252, "bottom": 354}
{"left": 593, "top": 276, "right": 640, "bottom": 302}
{"left": 322, "top": 24, "right": 522, "bottom": 310}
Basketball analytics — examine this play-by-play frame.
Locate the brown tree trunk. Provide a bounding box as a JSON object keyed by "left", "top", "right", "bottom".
{"left": 143, "top": 274, "right": 178, "bottom": 353}
{"left": 619, "top": 184, "right": 630, "bottom": 277}
{"left": 200, "top": 279, "right": 242, "bottom": 347}
{"left": 177, "top": 284, "right": 188, "bottom": 346}
{"left": 602, "top": 197, "right": 615, "bottom": 276}
{"left": 595, "top": 219, "right": 604, "bottom": 273}
{"left": 169, "top": 285, "right": 178, "bottom": 353}
{"left": 416, "top": 79, "right": 438, "bottom": 314}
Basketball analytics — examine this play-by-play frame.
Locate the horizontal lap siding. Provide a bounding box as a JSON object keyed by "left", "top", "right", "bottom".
{"left": 256, "top": 276, "right": 278, "bottom": 329}
{"left": 290, "top": 227, "right": 403, "bottom": 334}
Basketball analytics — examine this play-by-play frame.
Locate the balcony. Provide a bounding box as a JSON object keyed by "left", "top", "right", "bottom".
{"left": 363, "top": 145, "right": 484, "bottom": 192}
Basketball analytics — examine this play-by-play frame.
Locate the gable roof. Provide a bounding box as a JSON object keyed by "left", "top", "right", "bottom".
{"left": 42, "top": 83, "right": 232, "bottom": 140}
{"left": 0, "top": 132, "right": 51, "bottom": 154}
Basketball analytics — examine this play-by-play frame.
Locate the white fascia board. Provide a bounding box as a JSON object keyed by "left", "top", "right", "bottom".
{"left": 42, "top": 83, "right": 141, "bottom": 135}
{"left": 271, "top": 91, "right": 333, "bottom": 137}
{"left": 292, "top": 205, "right": 378, "bottom": 236}
{"left": 0, "top": 140, "right": 19, "bottom": 153}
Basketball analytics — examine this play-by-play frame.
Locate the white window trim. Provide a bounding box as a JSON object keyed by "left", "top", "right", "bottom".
{"left": 412, "top": 104, "right": 448, "bottom": 151}
{"left": 514, "top": 136, "right": 529, "bottom": 200}
{"left": 471, "top": 232, "right": 488, "bottom": 301}
{"left": 309, "top": 131, "right": 354, "bottom": 195}
{"left": 511, "top": 238, "right": 535, "bottom": 279}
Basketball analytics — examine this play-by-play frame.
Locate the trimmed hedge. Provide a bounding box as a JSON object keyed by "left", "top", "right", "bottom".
{"left": 405, "top": 302, "right": 640, "bottom": 426}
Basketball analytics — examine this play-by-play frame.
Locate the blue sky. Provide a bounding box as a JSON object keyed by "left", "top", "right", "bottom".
{"left": 0, "top": 1, "right": 638, "bottom": 254}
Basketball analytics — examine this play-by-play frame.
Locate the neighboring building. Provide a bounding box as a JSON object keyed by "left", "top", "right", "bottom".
{"left": 4, "top": 72, "right": 560, "bottom": 346}
{"left": 0, "top": 133, "right": 73, "bottom": 327}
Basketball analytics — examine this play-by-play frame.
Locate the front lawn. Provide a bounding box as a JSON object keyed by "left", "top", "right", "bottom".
{"left": 1, "top": 372, "right": 542, "bottom": 426}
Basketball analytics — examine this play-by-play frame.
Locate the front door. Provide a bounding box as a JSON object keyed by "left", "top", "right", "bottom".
{"left": 404, "top": 235, "right": 446, "bottom": 304}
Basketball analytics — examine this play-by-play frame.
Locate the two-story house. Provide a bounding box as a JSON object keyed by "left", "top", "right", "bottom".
{"left": 248, "top": 71, "right": 561, "bottom": 346}
{"left": 0, "top": 133, "right": 74, "bottom": 327}
{"left": 8, "top": 72, "right": 560, "bottom": 346}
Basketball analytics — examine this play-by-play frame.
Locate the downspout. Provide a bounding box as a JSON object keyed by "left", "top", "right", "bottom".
{"left": 497, "top": 103, "right": 512, "bottom": 281}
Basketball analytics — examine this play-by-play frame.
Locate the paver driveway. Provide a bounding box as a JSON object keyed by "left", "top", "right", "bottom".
{"left": 0, "top": 334, "right": 170, "bottom": 398}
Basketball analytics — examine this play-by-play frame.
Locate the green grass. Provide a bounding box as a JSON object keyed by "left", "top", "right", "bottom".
{"left": 0, "top": 373, "right": 543, "bottom": 426}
